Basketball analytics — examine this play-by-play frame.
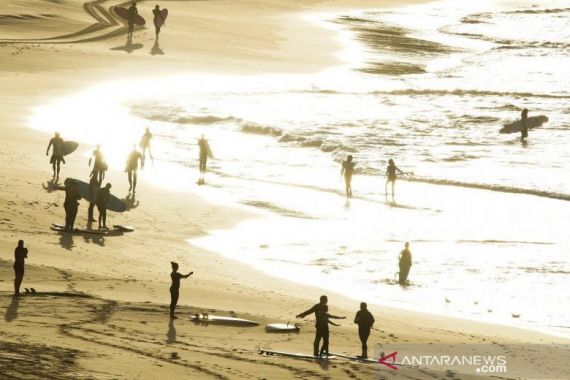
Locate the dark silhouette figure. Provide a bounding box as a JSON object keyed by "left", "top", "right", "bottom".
{"left": 89, "top": 145, "right": 107, "bottom": 185}
{"left": 169, "top": 261, "right": 193, "bottom": 319}
{"left": 354, "top": 302, "right": 375, "bottom": 358}
{"left": 398, "top": 242, "right": 412, "bottom": 285}
{"left": 13, "top": 240, "right": 28, "bottom": 295}
{"left": 198, "top": 135, "right": 213, "bottom": 185}
{"left": 46, "top": 132, "right": 65, "bottom": 179}
{"left": 521, "top": 108, "right": 529, "bottom": 140}
{"left": 4, "top": 295, "right": 19, "bottom": 322}
{"left": 126, "top": 145, "right": 144, "bottom": 193}
{"left": 296, "top": 295, "right": 329, "bottom": 357}
{"left": 127, "top": 1, "right": 138, "bottom": 37}
{"left": 167, "top": 319, "right": 176, "bottom": 343}
{"left": 97, "top": 183, "right": 112, "bottom": 230}
{"left": 88, "top": 174, "right": 100, "bottom": 222}
{"left": 140, "top": 127, "right": 153, "bottom": 161}
{"left": 385, "top": 159, "right": 404, "bottom": 200}
{"left": 153, "top": 5, "right": 165, "bottom": 38}
{"left": 317, "top": 305, "right": 345, "bottom": 357}
{"left": 64, "top": 180, "right": 81, "bottom": 231}
{"left": 341, "top": 155, "right": 355, "bottom": 197}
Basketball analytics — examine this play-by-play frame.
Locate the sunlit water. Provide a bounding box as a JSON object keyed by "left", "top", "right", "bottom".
{"left": 31, "top": 0, "right": 570, "bottom": 336}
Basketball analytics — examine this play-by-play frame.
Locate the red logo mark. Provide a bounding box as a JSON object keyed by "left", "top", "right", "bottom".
{"left": 378, "top": 351, "right": 398, "bottom": 371}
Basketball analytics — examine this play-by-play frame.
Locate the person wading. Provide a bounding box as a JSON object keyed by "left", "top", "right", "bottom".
{"left": 398, "top": 242, "right": 413, "bottom": 285}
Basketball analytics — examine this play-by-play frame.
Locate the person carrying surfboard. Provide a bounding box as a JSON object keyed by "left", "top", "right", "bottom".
{"left": 46, "top": 132, "right": 65, "bottom": 180}
{"left": 398, "top": 242, "right": 412, "bottom": 285}
{"left": 87, "top": 174, "right": 100, "bottom": 222}
{"left": 127, "top": 1, "right": 138, "bottom": 37}
{"left": 353, "top": 302, "right": 375, "bottom": 358}
{"left": 13, "top": 240, "right": 28, "bottom": 295}
{"left": 521, "top": 108, "right": 529, "bottom": 140}
{"left": 296, "top": 295, "right": 329, "bottom": 357}
{"left": 340, "top": 155, "right": 355, "bottom": 197}
{"left": 97, "top": 183, "right": 112, "bottom": 230}
{"left": 64, "top": 180, "right": 81, "bottom": 231}
{"left": 198, "top": 135, "right": 213, "bottom": 185}
{"left": 89, "top": 145, "right": 107, "bottom": 185}
{"left": 169, "top": 262, "right": 193, "bottom": 319}
{"left": 140, "top": 127, "right": 153, "bottom": 161}
{"left": 317, "top": 305, "right": 345, "bottom": 358}
{"left": 153, "top": 5, "right": 165, "bottom": 38}
{"left": 385, "top": 159, "right": 404, "bottom": 200}
{"left": 126, "top": 145, "right": 144, "bottom": 193}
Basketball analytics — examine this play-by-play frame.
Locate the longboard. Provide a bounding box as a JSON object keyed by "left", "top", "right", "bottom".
{"left": 329, "top": 353, "right": 379, "bottom": 364}
{"left": 63, "top": 141, "right": 79, "bottom": 156}
{"left": 500, "top": 115, "right": 548, "bottom": 134}
{"left": 52, "top": 223, "right": 107, "bottom": 235}
{"left": 265, "top": 323, "right": 300, "bottom": 333}
{"left": 190, "top": 314, "right": 259, "bottom": 326}
{"left": 154, "top": 9, "right": 168, "bottom": 29}
{"left": 114, "top": 7, "right": 146, "bottom": 26}
{"left": 259, "top": 349, "right": 335, "bottom": 360}
{"left": 64, "top": 178, "right": 127, "bottom": 213}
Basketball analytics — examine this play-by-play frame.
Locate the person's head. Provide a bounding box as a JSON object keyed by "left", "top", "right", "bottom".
{"left": 132, "top": 1, "right": 137, "bottom": 6}
{"left": 347, "top": 155, "right": 353, "bottom": 162}
{"left": 522, "top": 108, "right": 528, "bottom": 116}
{"left": 404, "top": 241, "right": 409, "bottom": 249}
{"left": 389, "top": 159, "right": 394, "bottom": 165}
{"left": 105, "top": 183, "right": 112, "bottom": 189}
{"left": 171, "top": 261, "right": 179, "bottom": 271}
{"left": 155, "top": 4, "right": 159, "bottom": 9}
{"left": 320, "top": 295, "right": 328, "bottom": 305}
{"left": 55, "top": 132, "right": 60, "bottom": 138}
{"left": 360, "top": 302, "right": 367, "bottom": 311}
{"left": 96, "top": 144, "right": 101, "bottom": 150}
{"left": 145, "top": 127, "right": 150, "bottom": 132}
{"left": 17, "top": 240, "right": 24, "bottom": 248}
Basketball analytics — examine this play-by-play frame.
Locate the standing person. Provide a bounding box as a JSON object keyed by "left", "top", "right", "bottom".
{"left": 317, "top": 305, "right": 345, "bottom": 357}
{"left": 198, "top": 135, "right": 213, "bottom": 185}
{"left": 385, "top": 159, "right": 404, "bottom": 199}
{"left": 127, "top": 1, "right": 138, "bottom": 37}
{"left": 87, "top": 174, "right": 99, "bottom": 222}
{"left": 354, "top": 302, "right": 375, "bottom": 358}
{"left": 153, "top": 5, "right": 165, "bottom": 38}
{"left": 97, "top": 183, "right": 112, "bottom": 230}
{"left": 520, "top": 108, "right": 529, "bottom": 140}
{"left": 169, "top": 262, "right": 193, "bottom": 319}
{"left": 340, "top": 155, "right": 355, "bottom": 197}
{"left": 140, "top": 127, "right": 153, "bottom": 161}
{"left": 398, "top": 242, "right": 413, "bottom": 285}
{"left": 46, "top": 132, "right": 65, "bottom": 180}
{"left": 296, "top": 295, "right": 329, "bottom": 357}
{"left": 13, "top": 240, "right": 28, "bottom": 295}
{"left": 64, "top": 180, "right": 81, "bottom": 231}
{"left": 89, "top": 145, "right": 107, "bottom": 185}
{"left": 126, "top": 145, "right": 144, "bottom": 193}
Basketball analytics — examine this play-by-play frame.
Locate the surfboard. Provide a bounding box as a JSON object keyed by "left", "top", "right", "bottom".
{"left": 500, "top": 115, "right": 548, "bottom": 134}
{"left": 62, "top": 141, "right": 79, "bottom": 156}
{"left": 64, "top": 178, "right": 127, "bottom": 213}
{"left": 190, "top": 314, "right": 259, "bottom": 326}
{"left": 329, "top": 353, "right": 378, "bottom": 364}
{"left": 51, "top": 223, "right": 107, "bottom": 235}
{"left": 113, "top": 224, "right": 134, "bottom": 232}
{"left": 265, "top": 323, "right": 300, "bottom": 332}
{"left": 259, "top": 349, "right": 335, "bottom": 360}
{"left": 114, "top": 7, "right": 146, "bottom": 26}
{"left": 154, "top": 9, "right": 168, "bottom": 29}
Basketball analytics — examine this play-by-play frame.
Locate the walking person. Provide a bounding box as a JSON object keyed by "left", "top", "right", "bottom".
{"left": 317, "top": 305, "right": 345, "bottom": 357}
{"left": 153, "top": 5, "right": 166, "bottom": 38}
{"left": 13, "top": 240, "right": 28, "bottom": 295}
{"left": 126, "top": 145, "right": 144, "bottom": 193}
{"left": 385, "top": 159, "right": 404, "bottom": 200}
{"left": 340, "top": 155, "right": 355, "bottom": 197}
{"left": 89, "top": 145, "right": 107, "bottom": 185}
{"left": 198, "top": 135, "right": 213, "bottom": 185}
{"left": 169, "top": 262, "right": 193, "bottom": 319}
{"left": 46, "top": 132, "right": 65, "bottom": 180}
{"left": 354, "top": 302, "right": 375, "bottom": 358}
{"left": 127, "top": 1, "right": 138, "bottom": 37}
{"left": 64, "top": 180, "right": 81, "bottom": 231}
{"left": 296, "top": 295, "right": 329, "bottom": 357}
{"left": 97, "top": 183, "right": 112, "bottom": 230}
{"left": 398, "top": 242, "right": 413, "bottom": 285}
{"left": 140, "top": 127, "right": 153, "bottom": 161}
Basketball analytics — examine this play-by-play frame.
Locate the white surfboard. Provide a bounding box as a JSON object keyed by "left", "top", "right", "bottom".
{"left": 265, "top": 323, "right": 300, "bottom": 332}
{"left": 190, "top": 314, "right": 259, "bottom": 326}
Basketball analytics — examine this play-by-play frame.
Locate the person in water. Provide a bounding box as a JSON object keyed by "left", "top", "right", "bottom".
{"left": 87, "top": 174, "right": 99, "bottom": 223}
{"left": 127, "top": 1, "right": 138, "bottom": 37}
{"left": 126, "top": 145, "right": 144, "bottom": 193}
{"left": 46, "top": 132, "right": 65, "bottom": 179}
{"left": 385, "top": 159, "right": 404, "bottom": 199}
{"left": 521, "top": 108, "right": 529, "bottom": 140}
{"left": 354, "top": 302, "right": 375, "bottom": 358}
{"left": 198, "top": 135, "right": 213, "bottom": 185}
{"left": 89, "top": 145, "right": 107, "bottom": 185}
{"left": 140, "top": 127, "right": 153, "bottom": 161}
{"left": 340, "top": 155, "right": 355, "bottom": 197}
{"left": 398, "top": 242, "right": 412, "bottom": 285}
{"left": 64, "top": 180, "right": 81, "bottom": 231}
{"left": 96, "top": 183, "right": 112, "bottom": 230}
{"left": 153, "top": 5, "right": 165, "bottom": 38}
{"left": 169, "top": 261, "right": 193, "bottom": 319}
{"left": 13, "top": 240, "right": 28, "bottom": 295}
{"left": 296, "top": 295, "right": 329, "bottom": 357}
{"left": 317, "top": 305, "right": 345, "bottom": 357}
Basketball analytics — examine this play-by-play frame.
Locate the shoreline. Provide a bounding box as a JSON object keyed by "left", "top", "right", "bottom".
{"left": 2, "top": 0, "right": 570, "bottom": 378}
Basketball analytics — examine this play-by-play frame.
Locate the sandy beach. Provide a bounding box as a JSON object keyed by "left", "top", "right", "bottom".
{"left": 1, "top": 0, "right": 569, "bottom": 378}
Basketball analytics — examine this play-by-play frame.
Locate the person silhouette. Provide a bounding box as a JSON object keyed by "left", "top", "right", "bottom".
{"left": 341, "top": 155, "right": 355, "bottom": 197}
{"left": 153, "top": 5, "right": 165, "bottom": 38}
{"left": 127, "top": 1, "right": 138, "bottom": 37}
{"left": 169, "top": 262, "right": 193, "bottom": 319}
{"left": 126, "top": 145, "right": 144, "bottom": 193}
{"left": 521, "top": 108, "right": 529, "bottom": 140}
{"left": 46, "top": 132, "right": 65, "bottom": 179}
{"left": 398, "top": 242, "right": 413, "bottom": 285}
{"left": 13, "top": 240, "right": 28, "bottom": 295}
{"left": 385, "top": 159, "right": 404, "bottom": 200}
{"left": 296, "top": 295, "right": 329, "bottom": 357}
{"left": 354, "top": 302, "right": 375, "bottom": 358}
{"left": 198, "top": 135, "right": 213, "bottom": 185}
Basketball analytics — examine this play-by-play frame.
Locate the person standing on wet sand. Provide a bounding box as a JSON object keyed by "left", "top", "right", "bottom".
{"left": 169, "top": 262, "right": 193, "bottom": 319}
{"left": 140, "top": 127, "right": 153, "bottom": 161}
{"left": 64, "top": 180, "right": 81, "bottom": 231}
{"left": 354, "top": 302, "right": 375, "bottom": 358}
{"left": 296, "top": 295, "right": 329, "bottom": 357}
{"left": 153, "top": 5, "right": 165, "bottom": 38}
{"left": 87, "top": 174, "right": 99, "bottom": 222}
{"left": 198, "top": 135, "right": 213, "bottom": 185}
{"left": 89, "top": 145, "right": 107, "bottom": 185}
{"left": 127, "top": 1, "right": 138, "bottom": 37}
{"left": 13, "top": 240, "right": 28, "bottom": 295}
{"left": 521, "top": 108, "right": 529, "bottom": 140}
{"left": 398, "top": 242, "right": 412, "bottom": 285}
{"left": 341, "top": 155, "right": 355, "bottom": 197}
{"left": 46, "top": 132, "right": 65, "bottom": 180}
{"left": 317, "top": 305, "right": 345, "bottom": 357}
{"left": 385, "top": 159, "right": 404, "bottom": 199}
{"left": 97, "top": 183, "right": 112, "bottom": 230}
{"left": 126, "top": 145, "right": 144, "bottom": 193}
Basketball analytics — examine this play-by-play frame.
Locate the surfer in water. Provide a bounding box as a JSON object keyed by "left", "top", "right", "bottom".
{"left": 340, "top": 155, "right": 355, "bottom": 197}
{"left": 153, "top": 5, "right": 165, "bottom": 38}
{"left": 317, "top": 305, "right": 345, "bottom": 358}
{"left": 140, "top": 127, "right": 153, "bottom": 161}
{"left": 198, "top": 135, "right": 213, "bottom": 185}
{"left": 64, "top": 180, "right": 81, "bottom": 231}
{"left": 385, "top": 159, "right": 404, "bottom": 200}
{"left": 13, "top": 240, "right": 28, "bottom": 295}
{"left": 127, "top": 1, "right": 138, "bottom": 37}
{"left": 97, "top": 183, "right": 111, "bottom": 230}
{"left": 126, "top": 145, "right": 144, "bottom": 193}
{"left": 89, "top": 145, "right": 107, "bottom": 185}
{"left": 398, "top": 242, "right": 412, "bottom": 285}
{"left": 296, "top": 295, "right": 330, "bottom": 357}
{"left": 169, "top": 261, "right": 193, "bottom": 319}
{"left": 354, "top": 302, "right": 375, "bottom": 358}
{"left": 46, "top": 132, "right": 65, "bottom": 180}
{"left": 521, "top": 108, "right": 529, "bottom": 140}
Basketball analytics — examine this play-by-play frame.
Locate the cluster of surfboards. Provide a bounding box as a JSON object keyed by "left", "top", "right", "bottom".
{"left": 189, "top": 313, "right": 300, "bottom": 332}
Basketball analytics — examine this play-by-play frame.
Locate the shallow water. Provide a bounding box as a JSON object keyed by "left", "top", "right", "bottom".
{"left": 31, "top": 0, "right": 570, "bottom": 336}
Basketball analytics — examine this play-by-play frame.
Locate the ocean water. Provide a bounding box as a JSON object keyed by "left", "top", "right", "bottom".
{"left": 32, "top": 0, "right": 570, "bottom": 336}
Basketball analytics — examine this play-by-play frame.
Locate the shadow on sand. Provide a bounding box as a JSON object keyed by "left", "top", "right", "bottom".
{"left": 166, "top": 319, "right": 176, "bottom": 343}
{"left": 150, "top": 38, "right": 164, "bottom": 55}
{"left": 123, "top": 193, "right": 140, "bottom": 211}
{"left": 111, "top": 35, "right": 143, "bottom": 53}
{"left": 42, "top": 178, "right": 64, "bottom": 193}
{"left": 4, "top": 295, "right": 19, "bottom": 322}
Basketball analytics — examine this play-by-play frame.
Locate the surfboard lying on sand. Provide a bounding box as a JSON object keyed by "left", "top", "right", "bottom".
{"left": 63, "top": 141, "right": 79, "bottom": 156}
{"left": 113, "top": 224, "right": 134, "bottom": 232}
{"left": 190, "top": 314, "right": 259, "bottom": 326}
{"left": 265, "top": 323, "right": 300, "bottom": 332}
{"left": 330, "top": 353, "right": 379, "bottom": 364}
{"left": 64, "top": 178, "right": 127, "bottom": 213}
{"left": 500, "top": 115, "right": 548, "bottom": 134}
{"left": 259, "top": 349, "right": 335, "bottom": 360}
{"left": 154, "top": 9, "right": 168, "bottom": 29}
{"left": 51, "top": 223, "right": 107, "bottom": 235}
{"left": 114, "top": 7, "right": 146, "bottom": 26}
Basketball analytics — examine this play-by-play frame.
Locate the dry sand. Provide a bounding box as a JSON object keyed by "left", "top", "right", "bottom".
{"left": 1, "top": 0, "right": 569, "bottom": 378}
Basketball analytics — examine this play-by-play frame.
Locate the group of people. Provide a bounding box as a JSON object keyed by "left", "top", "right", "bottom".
{"left": 341, "top": 155, "right": 407, "bottom": 199}
{"left": 126, "top": 2, "right": 167, "bottom": 39}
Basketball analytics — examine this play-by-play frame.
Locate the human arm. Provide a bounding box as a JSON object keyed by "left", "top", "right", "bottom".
{"left": 328, "top": 314, "right": 346, "bottom": 320}
{"left": 328, "top": 320, "right": 340, "bottom": 327}
{"left": 354, "top": 311, "right": 360, "bottom": 324}
{"left": 396, "top": 166, "right": 404, "bottom": 174}
{"left": 183, "top": 271, "right": 194, "bottom": 279}
{"left": 296, "top": 304, "right": 317, "bottom": 319}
